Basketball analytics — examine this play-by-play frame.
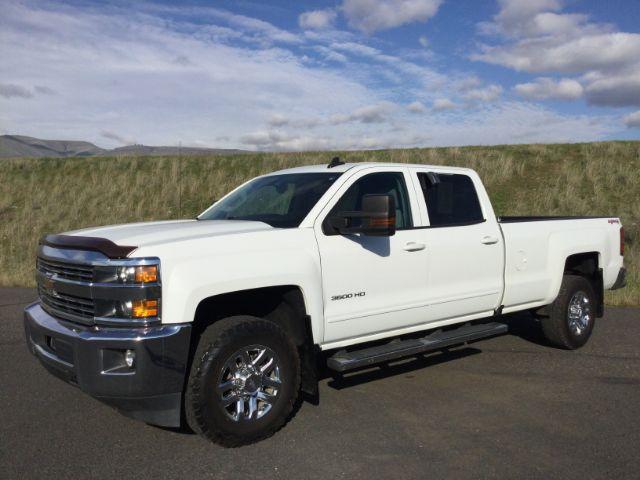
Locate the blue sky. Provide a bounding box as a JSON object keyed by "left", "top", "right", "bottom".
{"left": 0, "top": 0, "right": 639, "bottom": 150}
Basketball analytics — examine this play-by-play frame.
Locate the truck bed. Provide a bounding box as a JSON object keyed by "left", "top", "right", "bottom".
{"left": 498, "top": 216, "right": 623, "bottom": 314}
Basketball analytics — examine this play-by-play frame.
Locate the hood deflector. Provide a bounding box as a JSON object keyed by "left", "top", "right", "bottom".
{"left": 41, "top": 234, "right": 137, "bottom": 259}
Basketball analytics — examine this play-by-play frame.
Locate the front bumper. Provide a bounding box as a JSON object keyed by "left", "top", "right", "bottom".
{"left": 24, "top": 302, "right": 191, "bottom": 427}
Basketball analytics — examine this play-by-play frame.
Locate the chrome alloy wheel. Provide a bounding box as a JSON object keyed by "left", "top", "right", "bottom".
{"left": 567, "top": 290, "right": 592, "bottom": 336}
{"left": 217, "top": 345, "right": 282, "bottom": 422}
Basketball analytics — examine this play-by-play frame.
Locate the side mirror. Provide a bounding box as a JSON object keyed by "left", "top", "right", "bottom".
{"left": 325, "top": 194, "right": 396, "bottom": 237}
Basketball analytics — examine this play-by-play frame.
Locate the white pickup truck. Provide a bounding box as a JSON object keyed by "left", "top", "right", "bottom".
{"left": 24, "top": 159, "right": 627, "bottom": 446}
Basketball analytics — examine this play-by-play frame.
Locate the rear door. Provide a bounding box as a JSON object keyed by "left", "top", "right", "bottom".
{"left": 408, "top": 168, "right": 504, "bottom": 321}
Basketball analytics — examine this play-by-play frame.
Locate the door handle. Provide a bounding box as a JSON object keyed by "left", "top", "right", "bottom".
{"left": 481, "top": 235, "right": 499, "bottom": 245}
{"left": 403, "top": 241, "right": 426, "bottom": 252}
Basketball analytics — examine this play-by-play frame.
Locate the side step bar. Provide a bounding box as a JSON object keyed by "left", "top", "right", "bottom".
{"left": 327, "top": 322, "right": 508, "bottom": 372}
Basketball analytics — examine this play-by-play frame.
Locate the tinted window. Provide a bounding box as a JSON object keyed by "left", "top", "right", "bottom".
{"left": 199, "top": 173, "right": 341, "bottom": 228}
{"left": 418, "top": 173, "right": 484, "bottom": 226}
{"left": 329, "top": 172, "right": 413, "bottom": 229}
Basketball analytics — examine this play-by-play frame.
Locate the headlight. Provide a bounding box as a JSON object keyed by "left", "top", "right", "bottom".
{"left": 90, "top": 259, "right": 162, "bottom": 325}
{"left": 94, "top": 262, "right": 160, "bottom": 284}
{"left": 117, "top": 265, "right": 158, "bottom": 284}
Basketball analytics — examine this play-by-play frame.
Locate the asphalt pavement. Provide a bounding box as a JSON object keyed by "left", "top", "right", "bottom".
{"left": 1, "top": 288, "right": 639, "bottom": 480}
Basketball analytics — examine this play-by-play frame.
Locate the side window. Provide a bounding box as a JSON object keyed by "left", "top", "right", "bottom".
{"left": 418, "top": 173, "right": 484, "bottom": 226}
{"left": 329, "top": 172, "right": 413, "bottom": 229}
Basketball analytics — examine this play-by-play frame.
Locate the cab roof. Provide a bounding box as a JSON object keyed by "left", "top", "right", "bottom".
{"left": 267, "top": 162, "right": 475, "bottom": 175}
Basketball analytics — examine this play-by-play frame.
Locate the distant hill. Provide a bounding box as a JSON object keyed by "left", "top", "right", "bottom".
{"left": 0, "top": 135, "right": 246, "bottom": 158}
{"left": 111, "top": 144, "right": 246, "bottom": 156}
{"left": 0, "top": 135, "right": 106, "bottom": 158}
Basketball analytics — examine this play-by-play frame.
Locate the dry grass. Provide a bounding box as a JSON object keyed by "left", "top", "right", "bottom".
{"left": 0, "top": 141, "right": 637, "bottom": 305}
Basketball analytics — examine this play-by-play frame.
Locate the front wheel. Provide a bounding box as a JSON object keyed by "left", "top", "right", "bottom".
{"left": 185, "top": 316, "right": 301, "bottom": 446}
{"left": 541, "top": 275, "right": 596, "bottom": 349}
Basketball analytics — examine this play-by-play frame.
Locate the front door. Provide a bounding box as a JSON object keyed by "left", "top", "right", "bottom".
{"left": 314, "top": 168, "right": 430, "bottom": 344}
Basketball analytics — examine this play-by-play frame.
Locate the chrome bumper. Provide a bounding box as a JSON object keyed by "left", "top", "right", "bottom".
{"left": 24, "top": 302, "right": 191, "bottom": 427}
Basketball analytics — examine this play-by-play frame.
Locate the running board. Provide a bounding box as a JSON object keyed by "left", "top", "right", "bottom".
{"left": 327, "top": 322, "right": 508, "bottom": 372}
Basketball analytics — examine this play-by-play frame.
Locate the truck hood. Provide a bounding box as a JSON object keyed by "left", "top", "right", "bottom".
{"left": 66, "top": 219, "right": 273, "bottom": 250}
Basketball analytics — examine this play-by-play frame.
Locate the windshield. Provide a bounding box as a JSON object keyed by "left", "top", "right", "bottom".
{"left": 198, "top": 173, "right": 342, "bottom": 228}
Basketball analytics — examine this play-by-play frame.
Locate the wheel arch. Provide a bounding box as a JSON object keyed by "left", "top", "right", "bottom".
{"left": 192, "top": 285, "right": 310, "bottom": 343}
{"left": 189, "top": 285, "right": 320, "bottom": 397}
{"left": 563, "top": 251, "right": 604, "bottom": 317}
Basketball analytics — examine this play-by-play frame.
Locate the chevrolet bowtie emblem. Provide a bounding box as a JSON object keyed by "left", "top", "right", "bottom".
{"left": 43, "top": 273, "right": 54, "bottom": 290}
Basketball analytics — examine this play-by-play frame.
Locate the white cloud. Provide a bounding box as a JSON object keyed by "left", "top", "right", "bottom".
{"left": 0, "top": 83, "right": 33, "bottom": 99}
{"left": 140, "top": 4, "right": 303, "bottom": 46}
{"left": 101, "top": 130, "right": 135, "bottom": 145}
{"left": 623, "top": 111, "right": 640, "bottom": 128}
{"left": 240, "top": 130, "right": 286, "bottom": 146}
{"left": 299, "top": 9, "right": 337, "bottom": 30}
{"left": 34, "top": 85, "right": 56, "bottom": 95}
{"left": 463, "top": 85, "right": 503, "bottom": 102}
{"left": 313, "top": 45, "right": 348, "bottom": 63}
{"left": 584, "top": 71, "right": 640, "bottom": 107}
{"left": 0, "top": 1, "right": 625, "bottom": 151}
{"left": 418, "top": 35, "right": 429, "bottom": 47}
{"left": 329, "top": 41, "right": 445, "bottom": 85}
{"left": 407, "top": 101, "right": 427, "bottom": 113}
{"left": 241, "top": 101, "right": 617, "bottom": 151}
{"left": 0, "top": 83, "right": 56, "bottom": 99}
{"left": 472, "top": 0, "right": 640, "bottom": 109}
{"left": 330, "top": 102, "right": 396, "bottom": 124}
{"left": 267, "top": 114, "right": 289, "bottom": 127}
{"left": 427, "top": 101, "right": 616, "bottom": 145}
{"left": 197, "top": 7, "right": 302, "bottom": 45}
{"left": 475, "top": 33, "right": 640, "bottom": 74}
{"left": 266, "top": 114, "right": 323, "bottom": 129}
{"left": 0, "top": 1, "right": 373, "bottom": 148}
{"left": 478, "top": 0, "right": 594, "bottom": 38}
{"left": 432, "top": 98, "right": 456, "bottom": 111}
{"left": 240, "top": 130, "right": 331, "bottom": 151}
{"left": 330, "top": 41, "right": 380, "bottom": 57}
{"left": 514, "top": 77, "right": 583, "bottom": 100}
{"left": 342, "top": 0, "right": 443, "bottom": 34}
{"left": 453, "top": 76, "right": 482, "bottom": 92}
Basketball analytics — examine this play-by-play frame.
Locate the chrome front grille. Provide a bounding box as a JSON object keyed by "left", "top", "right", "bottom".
{"left": 37, "top": 255, "right": 95, "bottom": 324}
{"left": 38, "top": 286, "right": 95, "bottom": 323}
{"left": 37, "top": 257, "right": 94, "bottom": 282}
{"left": 36, "top": 245, "right": 161, "bottom": 327}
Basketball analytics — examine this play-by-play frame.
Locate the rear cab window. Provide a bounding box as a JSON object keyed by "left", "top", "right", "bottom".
{"left": 416, "top": 172, "right": 484, "bottom": 227}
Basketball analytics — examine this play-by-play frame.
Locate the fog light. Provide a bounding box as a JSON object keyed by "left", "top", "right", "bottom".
{"left": 132, "top": 299, "right": 159, "bottom": 318}
{"left": 125, "top": 349, "right": 136, "bottom": 368}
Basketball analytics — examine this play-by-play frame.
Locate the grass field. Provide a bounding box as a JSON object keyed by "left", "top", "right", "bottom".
{"left": 0, "top": 141, "right": 637, "bottom": 305}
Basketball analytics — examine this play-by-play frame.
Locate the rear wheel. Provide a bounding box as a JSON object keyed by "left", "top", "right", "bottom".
{"left": 185, "top": 316, "right": 300, "bottom": 446}
{"left": 541, "top": 275, "right": 596, "bottom": 349}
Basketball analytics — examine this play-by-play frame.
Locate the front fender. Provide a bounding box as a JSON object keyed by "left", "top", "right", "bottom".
{"left": 136, "top": 229, "right": 325, "bottom": 343}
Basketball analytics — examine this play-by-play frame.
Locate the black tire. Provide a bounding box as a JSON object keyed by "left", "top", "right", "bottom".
{"left": 185, "top": 316, "right": 300, "bottom": 447}
{"left": 541, "top": 275, "right": 596, "bottom": 349}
